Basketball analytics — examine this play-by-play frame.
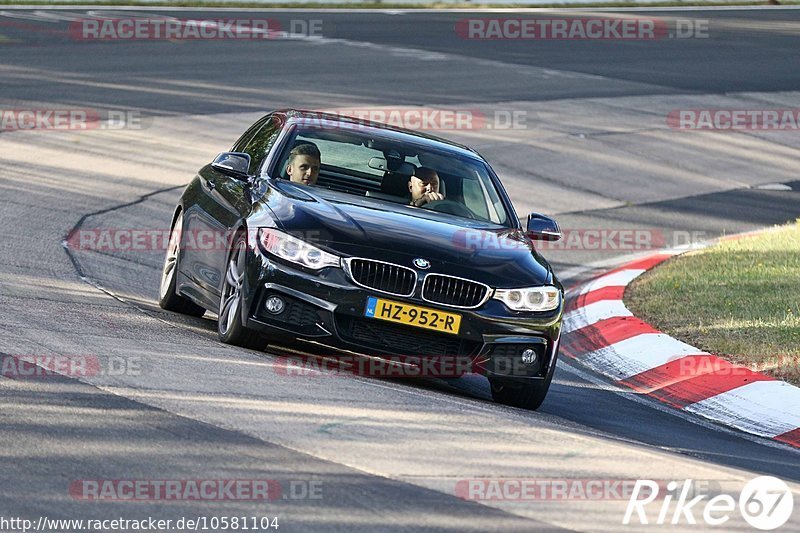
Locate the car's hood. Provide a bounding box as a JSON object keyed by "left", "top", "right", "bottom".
{"left": 252, "top": 182, "right": 555, "bottom": 287}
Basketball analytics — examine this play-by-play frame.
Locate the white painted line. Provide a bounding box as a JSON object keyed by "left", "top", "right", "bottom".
{"left": 583, "top": 333, "right": 706, "bottom": 381}
{"left": 755, "top": 183, "right": 793, "bottom": 191}
{"left": 579, "top": 269, "right": 646, "bottom": 295}
{"left": 563, "top": 299, "right": 631, "bottom": 333}
{"left": 684, "top": 380, "right": 800, "bottom": 438}
{"left": 555, "top": 356, "right": 800, "bottom": 454}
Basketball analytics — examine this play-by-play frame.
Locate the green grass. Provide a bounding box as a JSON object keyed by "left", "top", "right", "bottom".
{"left": 0, "top": 0, "right": 794, "bottom": 7}
{"left": 626, "top": 221, "right": 800, "bottom": 385}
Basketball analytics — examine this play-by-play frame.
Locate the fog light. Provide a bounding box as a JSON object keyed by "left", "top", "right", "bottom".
{"left": 521, "top": 348, "right": 537, "bottom": 365}
{"left": 265, "top": 295, "right": 285, "bottom": 314}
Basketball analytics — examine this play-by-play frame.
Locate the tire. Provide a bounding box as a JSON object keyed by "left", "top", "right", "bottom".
{"left": 158, "top": 212, "right": 206, "bottom": 317}
{"left": 217, "top": 231, "right": 266, "bottom": 350}
{"left": 489, "top": 350, "right": 557, "bottom": 410}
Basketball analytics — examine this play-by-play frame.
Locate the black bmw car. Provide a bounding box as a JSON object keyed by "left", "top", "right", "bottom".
{"left": 159, "top": 109, "right": 564, "bottom": 410}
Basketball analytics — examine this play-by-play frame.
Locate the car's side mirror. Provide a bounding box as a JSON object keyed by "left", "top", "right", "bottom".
{"left": 526, "top": 213, "right": 562, "bottom": 241}
{"left": 211, "top": 152, "right": 252, "bottom": 180}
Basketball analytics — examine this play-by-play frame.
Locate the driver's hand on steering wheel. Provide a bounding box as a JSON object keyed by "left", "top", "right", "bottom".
{"left": 411, "top": 191, "right": 445, "bottom": 207}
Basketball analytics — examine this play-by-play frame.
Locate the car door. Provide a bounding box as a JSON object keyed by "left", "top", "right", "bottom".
{"left": 181, "top": 166, "right": 246, "bottom": 306}
{"left": 183, "top": 116, "right": 284, "bottom": 306}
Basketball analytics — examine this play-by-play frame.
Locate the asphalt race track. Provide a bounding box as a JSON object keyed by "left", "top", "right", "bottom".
{"left": 1, "top": 7, "right": 800, "bottom": 531}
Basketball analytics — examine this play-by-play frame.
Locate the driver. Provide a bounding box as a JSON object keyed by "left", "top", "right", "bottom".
{"left": 408, "top": 167, "right": 444, "bottom": 207}
{"left": 286, "top": 143, "right": 321, "bottom": 186}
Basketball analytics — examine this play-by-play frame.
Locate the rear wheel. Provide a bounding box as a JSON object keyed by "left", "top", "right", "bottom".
{"left": 158, "top": 212, "right": 206, "bottom": 317}
{"left": 218, "top": 232, "right": 266, "bottom": 350}
{"left": 490, "top": 351, "right": 557, "bottom": 410}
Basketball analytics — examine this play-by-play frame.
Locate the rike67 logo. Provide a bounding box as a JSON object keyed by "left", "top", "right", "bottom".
{"left": 624, "top": 477, "right": 794, "bottom": 530}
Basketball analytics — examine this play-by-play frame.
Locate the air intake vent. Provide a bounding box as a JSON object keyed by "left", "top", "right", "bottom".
{"left": 337, "top": 316, "right": 482, "bottom": 358}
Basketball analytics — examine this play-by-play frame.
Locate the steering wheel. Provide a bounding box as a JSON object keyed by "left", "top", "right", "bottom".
{"left": 425, "top": 199, "right": 476, "bottom": 219}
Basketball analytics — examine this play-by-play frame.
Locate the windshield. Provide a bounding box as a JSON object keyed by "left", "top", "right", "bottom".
{"left": 273, "top": 124, "right": 511, "bottom": 225}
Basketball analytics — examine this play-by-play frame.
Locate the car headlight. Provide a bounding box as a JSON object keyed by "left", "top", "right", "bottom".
{"left": 493, "top": 286, "right": 561, "bottom": 312}
{"left": 258, "top": 228, "right": 340, "bottom": 270}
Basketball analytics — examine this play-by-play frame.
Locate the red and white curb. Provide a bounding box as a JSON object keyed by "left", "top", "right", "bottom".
{"left": 560, "top": 253, "right": 800, "bottom": 449}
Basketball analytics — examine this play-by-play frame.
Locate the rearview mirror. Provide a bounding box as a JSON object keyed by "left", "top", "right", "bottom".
{"left": 211, "top": 152, "right": 252, "bottom": 180}
{"left": 368, "top": 156, "right": 388, "bottom": 171}
{"left": 526, "top": 213, "right": 562, "bottom": 241}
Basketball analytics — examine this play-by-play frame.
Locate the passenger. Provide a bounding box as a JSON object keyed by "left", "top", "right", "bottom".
{"left": 285, "top": 143, "right": 321, "bottom": 186}
{"left": 408, "top": 167, "right": 444, "bottom": 207}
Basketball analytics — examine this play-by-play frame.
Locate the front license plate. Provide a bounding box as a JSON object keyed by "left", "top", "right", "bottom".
{"left": 364, "top": 297, "right": 462, "bottom": 335}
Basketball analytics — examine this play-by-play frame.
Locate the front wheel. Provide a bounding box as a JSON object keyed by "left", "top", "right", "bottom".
{"left": 489, "top": 352, "right": 557, "bottom": 410}
{"left": 218, "top": 232, "right": 266, "bottom": 350}
{"left": 158, "top": 212, "right": 206, "bottom": 317}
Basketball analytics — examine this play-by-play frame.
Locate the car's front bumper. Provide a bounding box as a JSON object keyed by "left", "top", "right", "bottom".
{"left": 243, "top": 253, "right": 562, "bottom": 381}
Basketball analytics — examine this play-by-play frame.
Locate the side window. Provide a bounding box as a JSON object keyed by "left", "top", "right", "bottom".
{"left": 231, "top": 116, "right": 282, "bottom": 175}
{"left": 231, "top": 116, "right": 270, "bottom": 153}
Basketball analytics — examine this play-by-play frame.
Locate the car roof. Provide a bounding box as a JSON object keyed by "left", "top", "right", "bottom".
{"left": 273, "top": 109, "right": 484, "bottom": 161}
